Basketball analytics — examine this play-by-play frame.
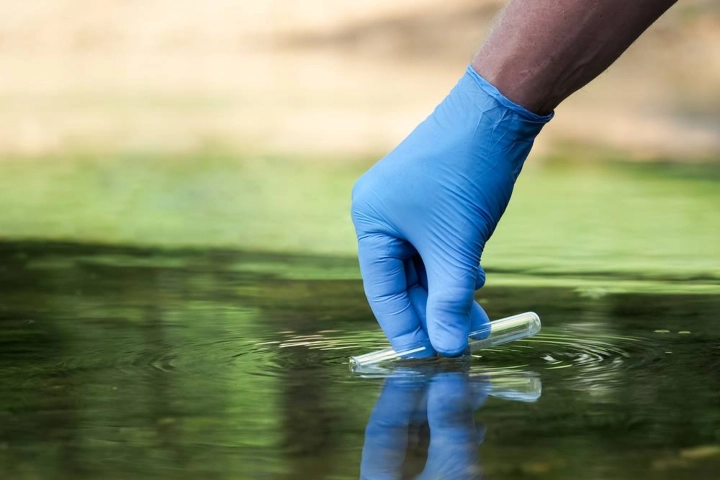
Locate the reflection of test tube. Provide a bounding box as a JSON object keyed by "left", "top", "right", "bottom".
{"left": 349, "top": 312, "right": 541, "bottom": 372}
{"left": 484, "top": 372, "right": 542, "bottom": 403}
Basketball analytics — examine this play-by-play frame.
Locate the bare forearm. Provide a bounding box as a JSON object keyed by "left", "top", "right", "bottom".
{"left": 472, "top": 0, "right": 677, "bottom": 114}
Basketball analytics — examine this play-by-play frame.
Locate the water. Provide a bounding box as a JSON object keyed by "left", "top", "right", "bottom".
{"left": 1, "top": 241, "right": 719, "bottom": 479}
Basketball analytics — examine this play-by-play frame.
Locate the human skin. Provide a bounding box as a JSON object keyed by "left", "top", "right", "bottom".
{"left": 472, "top": 0, "right": 678, "bottom": 115}
{"left": 352, "top": 0, "right": 679, "bottom": 355}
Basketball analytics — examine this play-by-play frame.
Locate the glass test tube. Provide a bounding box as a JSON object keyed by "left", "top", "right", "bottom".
{"left": 349, "top": 311, "right": 541, "bottom": 371}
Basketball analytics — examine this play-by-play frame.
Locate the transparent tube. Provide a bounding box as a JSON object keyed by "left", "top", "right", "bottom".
{"left": 349, "top": 312, "right": 541, "bottom": 371}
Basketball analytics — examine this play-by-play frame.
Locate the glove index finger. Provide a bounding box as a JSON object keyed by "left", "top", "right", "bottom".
{"left": 357, "top": 234, "right": 433, "bottom": 356}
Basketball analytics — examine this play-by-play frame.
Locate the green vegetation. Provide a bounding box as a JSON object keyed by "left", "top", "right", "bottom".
{"left": 1, "top": 151, "right": 718, "bottom": 290}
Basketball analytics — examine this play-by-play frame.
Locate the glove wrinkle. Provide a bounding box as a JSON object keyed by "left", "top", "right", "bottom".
{"left": 352, "top": 64, "right": 552, "bottom": 356}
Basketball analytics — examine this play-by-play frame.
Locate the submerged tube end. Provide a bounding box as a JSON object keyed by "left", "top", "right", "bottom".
{"left": 349, "top": 345, "right": 428, "bottom": 371}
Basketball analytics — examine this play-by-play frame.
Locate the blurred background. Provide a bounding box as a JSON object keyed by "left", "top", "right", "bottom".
{"left": 0, "top": 0, "right": 719, "bottom": 276}
{"left": 2, "top": 3, "right": 720, "bottom": 479}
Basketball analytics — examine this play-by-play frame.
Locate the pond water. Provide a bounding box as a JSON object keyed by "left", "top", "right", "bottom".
{"left": 1, "top": 241, "right": 719, "bottom": 479}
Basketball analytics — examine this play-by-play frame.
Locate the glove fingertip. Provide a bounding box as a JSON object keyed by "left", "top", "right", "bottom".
{"left": 475, "top": 264, "right": 486, "bottom": 290}
{"left": 469, "top": 301, "right": 490, "bottom": 333}
{"left": 429, "top": 323, "right": 470, "bottom": 357}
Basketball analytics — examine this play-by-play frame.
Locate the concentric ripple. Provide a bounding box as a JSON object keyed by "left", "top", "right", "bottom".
{"left": 104, "top": 328, "right": 378, "bottom": 380}
{"left": 472, "top": 329, "right": 668, "bottom": 390}
{"left": 101, "top": 322, "right": 676, "bottom": 394}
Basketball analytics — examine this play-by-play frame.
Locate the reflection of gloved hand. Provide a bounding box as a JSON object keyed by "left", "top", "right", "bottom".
{"left": 352, "top": 66, "right": 552, "bottom": 357}
{"left": 360, "top": 366, "right": 489, "bottom": 480}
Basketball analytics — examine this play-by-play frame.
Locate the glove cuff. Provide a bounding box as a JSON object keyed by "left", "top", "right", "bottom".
{"left": 465, "top": 65, "right": 555, "bottom": 124}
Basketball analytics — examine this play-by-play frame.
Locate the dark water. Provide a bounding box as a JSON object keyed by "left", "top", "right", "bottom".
{"left": 1, "top": 242, "right": 719, "bottom": 479}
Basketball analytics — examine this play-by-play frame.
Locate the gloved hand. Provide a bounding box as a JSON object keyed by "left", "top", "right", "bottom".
{"left": 352, "top": 65, "right": 552, "bottom": 357}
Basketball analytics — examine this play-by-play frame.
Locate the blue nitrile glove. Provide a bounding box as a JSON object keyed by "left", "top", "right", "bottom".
{"left": 351, "top": 65, "right": 552, "bottom": 357}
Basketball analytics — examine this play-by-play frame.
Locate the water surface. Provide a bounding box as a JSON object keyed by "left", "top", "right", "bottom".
{"left": 1, "top": 242, "right": 719, "bottom": 479}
